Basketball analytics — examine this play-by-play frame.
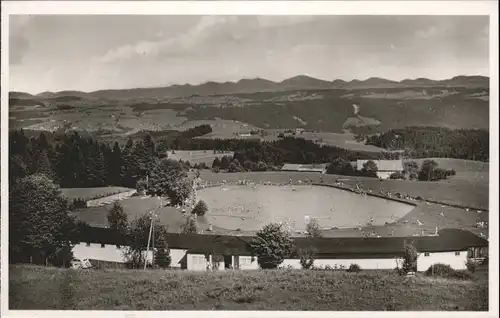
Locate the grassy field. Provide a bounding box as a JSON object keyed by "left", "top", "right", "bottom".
{"left": 9, "top": 265, "right": 488, "bottom": 310}
{"left": 61, "top": 187, "right": 134, "bottom": 200}
{"left": 10, "top": 86, "right": 489, "bottom": 137}
{"left": 69, "top": 196, "right": 192, "bottom": 232}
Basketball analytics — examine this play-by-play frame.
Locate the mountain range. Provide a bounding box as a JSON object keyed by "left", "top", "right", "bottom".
{"left": 11, "top": 75, "right": 489, "bottom": 101}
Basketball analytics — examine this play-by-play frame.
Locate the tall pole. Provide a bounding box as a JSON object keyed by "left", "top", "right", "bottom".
{"left": 152, "top": 216, "right": 155, "bottom": 267}
{"left": 144, "top": 216, "right": 154, "bottom": 271}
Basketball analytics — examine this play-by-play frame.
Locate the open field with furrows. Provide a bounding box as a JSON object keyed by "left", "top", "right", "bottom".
{"left": 9, "top": 265, "right": 488, "bottom": 310}
{"left": 61, "top": 187, "right": 134, "bottom": 201}
{"left": 9, "top": 86, "right": 489, "bottom": 138}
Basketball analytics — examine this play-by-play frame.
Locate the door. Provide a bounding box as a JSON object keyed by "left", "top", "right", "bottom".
{"left": 224, "top": 255, "right": 232, "bottom": 269}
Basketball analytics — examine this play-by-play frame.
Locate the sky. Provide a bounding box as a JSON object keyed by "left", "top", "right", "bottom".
{"left": 9, "top": 15, "right": 489, "bottom": 94}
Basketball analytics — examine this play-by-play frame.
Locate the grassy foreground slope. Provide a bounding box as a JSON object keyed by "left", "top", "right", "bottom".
{"left": 10, "top": 265, "right": 487, "bottom": 311}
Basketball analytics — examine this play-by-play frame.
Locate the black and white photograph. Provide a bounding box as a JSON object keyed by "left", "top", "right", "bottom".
{"left": 1, "top": 1, "right": 498, "bottom": 315}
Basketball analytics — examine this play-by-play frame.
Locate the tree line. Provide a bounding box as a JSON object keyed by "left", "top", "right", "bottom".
{"left": 364, "top": 127, "right": 489, "bottom": 162}
{"left": 9, "top": 157, "right": 195, "bottom": 268}
{"left": 10, "top": 129, "right": 394, "bottom": 188}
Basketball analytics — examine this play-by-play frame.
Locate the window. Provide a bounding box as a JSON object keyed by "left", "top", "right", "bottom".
{"left": 455, "top": 251, "right": 461, "bottom": 256}
{"left": 424, "top": 253, "right": 430, "bottom": 257}
{"left": 86, "top": 242, "right": 90, "bottom": 247}
{"left": 101, "top": 243, "right": 105, "bottom": 248}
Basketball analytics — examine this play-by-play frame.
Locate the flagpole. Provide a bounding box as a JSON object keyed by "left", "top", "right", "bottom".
{"left": 144, "top": 214, "right": 154, "bottom": 271}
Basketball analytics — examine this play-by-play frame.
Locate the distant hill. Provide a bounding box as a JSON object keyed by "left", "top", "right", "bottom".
{"left": 280, "top": 75, "right": 332, "bottom": 90}
{"left": 9, "top": 91, "right": 35, "bottom": 99}
{"left": 11, "top": 75, "right": 489, "bottom": 101}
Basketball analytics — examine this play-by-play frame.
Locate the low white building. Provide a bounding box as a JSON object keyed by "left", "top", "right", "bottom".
{"left": 73, "top": 227, "right": 487, "bottom": 272}
{"left": 356, "top": 159, "right": 404, "bottom": 179}
{"left": 281, "top": 163, "right": 328, "bottom": 174}
{"left": 181, "top": 229, "right": 488, "bottom": 272}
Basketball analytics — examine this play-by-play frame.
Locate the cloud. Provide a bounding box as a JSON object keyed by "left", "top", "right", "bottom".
{"left": 98, "top": 16, "right": 244, "bottom": 63}
{"left": 9, "top": 15, "right": 34, "bottom": 64}
{"left": 8, "top": 15, "right": 490, "bottom": 93}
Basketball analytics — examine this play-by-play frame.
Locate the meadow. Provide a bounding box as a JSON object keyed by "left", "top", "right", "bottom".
{"left": 60, "top": 186, "right": 133, "bottom": 201}
{"left": 69, "top": 196, "right": 191, "bottom": 233}
{"left": 9, "top": 85, "right": 489, "bottom": 139}
{"left": 9, "top": 265, "right": 488, "bottom": 310}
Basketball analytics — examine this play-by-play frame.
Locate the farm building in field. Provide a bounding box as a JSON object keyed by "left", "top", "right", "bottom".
{"left": 356, "top": 159, "right": 404, "bottom": 179}
{"left": 281, "top": 163, "right": 328, "bottom": 174}
{"left": 73, "top": 227, "right": 487, "bottom": 272}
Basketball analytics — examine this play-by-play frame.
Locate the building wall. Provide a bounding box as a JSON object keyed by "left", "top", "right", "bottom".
{"left": 237, "top": 256, "right": 259, "bottom": 270}
{"left": 417, "top": 251, "right": 467, "bottom": 271}
{"left": 376, "top": 171, "right": 394, "bottom": 179}
{"left": 73, "top": 243, "right": 186, "bottom": 268}
{"left": 73, "top": 243, "right": 132, "bottom": 263}
{"left": 280, "top": 258, "right": 403, "bottom": 270}
{"left": 183, "top": 250, "right": 471, "bottom": 271}
{"left": 187, "top": 254, "right": 225, "bottom": 271}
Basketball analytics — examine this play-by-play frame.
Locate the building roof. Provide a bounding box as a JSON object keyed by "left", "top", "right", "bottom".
{"left": 356, "top": 160, "right": 404, "bottom": 171}
{"left": 74, "top": 226, "right": 488, "bottom": 258}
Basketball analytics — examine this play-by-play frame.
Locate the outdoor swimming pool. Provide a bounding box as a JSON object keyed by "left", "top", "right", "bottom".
{"left": 197, "top": 184, "right": 415, "bottom": 231}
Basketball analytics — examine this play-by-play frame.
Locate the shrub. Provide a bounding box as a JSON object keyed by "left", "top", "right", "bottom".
{"left": 306, "top": 218, "right": 322, "bottom": 237}
{"left": 465, "top": 259, "right": 477, "bottom": 273}
{"left": 481, "top": 256, "right": 489, "bottom": 265}
{"left": 182, "top": 216, "right": 197, "bottom": 234}
{"left": 402, "top": 244, "right": 418, "bottom": 273}
{"left": 389, "top": 172, "right": 406, "bottom": 180}
{"left": 298, "top": 247, "right": 317, "bottom": 269}
{"left": 425, "top": 263, "right": 454, "bottom": 277}
{"left": 69, "top": 198, "right": 86, "bottom": 210}
{"left": 136, "top": 179, "right": 148, "bottom": 193}
{"left": 250, "top": 223, "right": 294, "bottom": 269}
{"left": 347, "top": 263, "right": 362, "bottom": 272}
{"left": 192, "top": 200, "right": 208, "bottom": 216}
{"left": 448, "top": 270, "right": 473, "bottom": 280}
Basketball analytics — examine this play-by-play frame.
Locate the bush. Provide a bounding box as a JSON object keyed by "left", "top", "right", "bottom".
{"left": 402, "top": 244, "right": 418, "bottom": 273}
{"left": 448, "top": 270, "right": 474, "bottom": 280}
{"left": 465, "top": 259, "right": 477, "bottom": 273}
{"left": 298, "top": 247, "right": 317, "bottom": 269}
{"left": 192, "top": 200, "right": 208, "bottom": 216}
{"left": 250, "top": 223, "right": 294, "bottom": 269}
{"left": 426, "top": 263, "right": 474, "bottom": 280}
{"left": 389, "top": 172, "right": 406, "bottom": 180}
{"left": 481, "top": 256, "right": 489, "bottom": 265}
{"left": 426, "top": 263, "right": 454, "bottom": 277}
{"left": 136, "top": 179, "right": 148, "bottom": 193}
{"left": 305, "top": 218, "right": 322, "bottom": 237}
{"left": 182, "top": 216, "right": 197, "bottom": 234}
{"left": 347, "top": 263, "right": 362, "bottom": 272}
{"left": 69, "top": 198, "right": 86, "bottom": 210}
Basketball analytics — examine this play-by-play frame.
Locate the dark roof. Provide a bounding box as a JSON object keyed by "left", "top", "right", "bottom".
{"left": 74, "top": 226, "right": 488, "bottom": 257}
